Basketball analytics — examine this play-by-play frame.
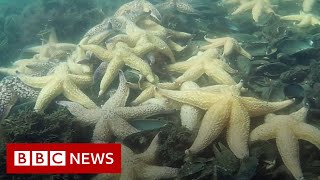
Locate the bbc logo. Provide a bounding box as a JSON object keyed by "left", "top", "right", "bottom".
{"left": 14, "top": 151, "right": 66, "bottom": 166}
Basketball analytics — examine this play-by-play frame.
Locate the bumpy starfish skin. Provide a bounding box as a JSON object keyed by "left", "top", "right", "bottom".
{"left": 109, "top": 21, "right": 176, "bottom": 63}
{"left": 281, "top": 11, "right": 320, "bottom": 27}
{"left": 0, "top": 76, "right": 39, "bottom": 119}
{"left": 157, "top": 82, "right": 294, "bottom": 158}
{"left": 93, "top": 135, "right": 178, "bottom": 180}
{"left": 250, "top": 107, "right": 320, "bottom": 180}
{"left": 179, "top": 81, "right": 203, "bottom": 131}
{"left": 157, "top": 0, "right": 198, "bottom": 14}
{"left": 167, "top": 49, "right": 237, "bottom": 85}
{"left": 231, "top": 0, "right": 275, "bottom": 22}
{"left": 24, "top": 29, "right": 76, "bottom": 60}
{"left": 18, "top": 62, "right": 96, "bottom": 112}
{"left": 137, "top": 19, "right": 193, "bottom": 40}
{"left": 200, "top": 36, "right": 252, "bottom": 59}
{"left": 115, "top": 0, "right": 162, "bottom": 22}
{"left": 131, "top": 82, "right": 178, "bottom": 105}
{"left": 80, "top": 42, "right": 155, "bottom": 96}
{"left": 59, "top": 71, "right": 173, "bottom": 142}
{"left": 0, "top": 86, "right": 17, "bottom": 120}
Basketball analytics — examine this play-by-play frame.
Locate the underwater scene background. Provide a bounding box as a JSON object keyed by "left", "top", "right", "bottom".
{"left": 0, "top": 0, "right": 320, "bottom": 179}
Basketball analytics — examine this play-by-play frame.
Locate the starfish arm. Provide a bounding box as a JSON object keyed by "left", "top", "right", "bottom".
{"left": 99, "top": 58, "right": 125, "bottom": 96}
{"left": 23, "top": 46, "right": 43, "bottom": 53}
{"left": 0, "top": 67, "right": 19, "bottom": 76}
{"left": 180, "top": 104, "right": 202, "bottom": 131}
{"left": 204, "top": 63, "right": 236, "bottom": 85}
{"left": 251, "top": 1, "right": 263, "bottom": 22}
{"left": 109, "top": 34, "right": 136, "bottom": 47}
{"left": 147, "top": 35, "right": 176, "bottom": 63}
{"left": 119, "top": 168, "right": 135, "bottom": 180}
{"left": 297, "top": 17, "right": 312, "bottom": 27}
{"left": 293, "top": 123, "right": 320, "bottom": 149}
{"left": 187, "top": 102, "right": 231, "bottom": 154}
{"left": 180, "top": 81, "right": 202, "bottom": 131}
{"left": 47, "top": 28, "right": 58, "bottom": 43}
{"left": 199, "top": 85, "right": 231, "bottom": 93}
{"left": 140, "top": 165, "right": 179, "bottom": 179}
{"left": 55, "top": 43, "right": 77, "bottom": 50}
{"left": 240, "top": 97, "right": 294, "bottom": 117}
{"left": 249, "top": 122, "right": 277, "bottom": 142}
{"left": 280, "top": 15, "right": 303, "bottom": 21}
{"left": 91, "top": 117, "right": 113, "bottom": 143}
{"left": 226, "top": 99, "right": 250, "bottom": 159}
{"left": 211, "top": 60, "right": 238, "bottom": 74}
{"left": 156, "top": 88, "right": 223, "bottom": 110}
{"left": 57, "top": 101, "right": 101, "bottom": 124}
{"left": 18, "top": 75, "right": 52, "bottom": 88}
{"left": 87, "top": 31, "right": 113, "bottom": 45}
{"left": 167, "top": 39, "right": 186, "bottom": 52}
{"left": 200, "top": 38, "right": 227, "bottom": 51}
{"left": 135, "top": 134, "right": 159, "bottom": 163}
{"left": 67, "top": 74, "right": 92, "bottom": 87}
{"left": 167, "top": 59, "right": 197, "bottom": 73}
{"left": 156, "top": 2, "right": 174, "bottom": 9}
{"left": 303, "top": 0, "right": 315, "bottom": 12}
{"left": 80, "top": 44, "right": 113, "bottom": 61}
{"left": 166, "top": 28, "right": 193, "bottom": 39}
{"left": 237, "top": 46, "right": 252, "bottom": 59}
{"left": 176, "top": 1, "right": 198, "bottom": 14}
{"left": 132, "top": 41, "right": 155, "bottom": 56}
{"left": 108, "top": 115, "right": 140, "bottom": 140}
{"left": 174, "top": 64, "right": 204, "bottom": 85}
{"left": 131, "top": 86, "right": 155, "bottom": 105}
{"left": 34, "top": 80, "right": 63, "bottom": 112}
{"left": 276, "top": 128, "right": 304, "bottom": 180}
{"left": 103, "top": 71, "right": 130, "bottom": 108}
{"left": 231, "top": 1, "right": 255, "bottom": 15}
{"left": 311, "top": 17, "right": 320, "bottom": 26}
{"left": 62, "top": 80, "right": 97, "bottom": 109}
{"left": 0, "top": 88, "right": 18, "bottom": 120}
{"left": 123, "top": 55, "right": 155, "bottom": 83}
{"left": 117, "top": 103, "right": 173, "bottom": 119}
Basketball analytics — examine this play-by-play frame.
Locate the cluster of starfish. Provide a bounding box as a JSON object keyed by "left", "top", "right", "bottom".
{"left": 223, "top": 0, "right": 320, "bottom": 27}
{"left": 0, "top": 0, "right": 319, "bottom": 179}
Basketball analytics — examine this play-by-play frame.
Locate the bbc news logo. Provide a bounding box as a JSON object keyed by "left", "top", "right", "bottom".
{"left": 6, "top": 143, "right": 121, "bottom": 174}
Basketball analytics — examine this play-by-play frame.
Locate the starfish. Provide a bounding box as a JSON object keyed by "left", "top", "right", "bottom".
{"left": 92, "top": 134, "right": 179, "bottom": 180}
{"left": 156, "top": 0, "right": 199, "bottom": 14}
{"left": 0, "top": 76, "right": 39, "bottom": 120}
{"left": 23, "top": 28, "right": 76, "bottom": 61}
{"left": 250, "top": 107, "right": 320, "bottom": 180}
{"left": 167, "top": 49, "right": 238, "bottom": 85}
{"left": 0, "top": 58, "right": 58, "bottom": 76}
{"left": 136, "top": 18, "right": 193, "bottom": 40}
{"left": 200, "top": 36, "right": 252, "bottom": 59}
{"left": 18, "top": 62, "right": 96, "bottom": 112}
{"left": 108, "top": 20, "right": 176, "bottom": 63}
{"left": 231, "top": 0, "right": 275, "bottom": 22}
{"left": 281, "top": 11, "right": 320, "bottom": 27}
{"left": 114, "top": 0, "right": 162, "bottom": 22}
{"left": 156, "top": 82, "right": 294, "bottom": 159}
{"left": 80, "top": 42, "right": 156, "bottom": 96}
{"left": 129, "top": 77, "right": 179, "bottom": 106}
{"left": 179, "top": 81, "right": 203, "bottom": 131}
{"left": 58, "top": 71, "right": 174, "bottom": 142}
{"left": 83, "top": 10, "right": 153, "bottom": 42}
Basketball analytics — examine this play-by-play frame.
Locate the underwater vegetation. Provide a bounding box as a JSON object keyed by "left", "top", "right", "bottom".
{"left": 0, "top": 0, "right": 320, "bottom": 179}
